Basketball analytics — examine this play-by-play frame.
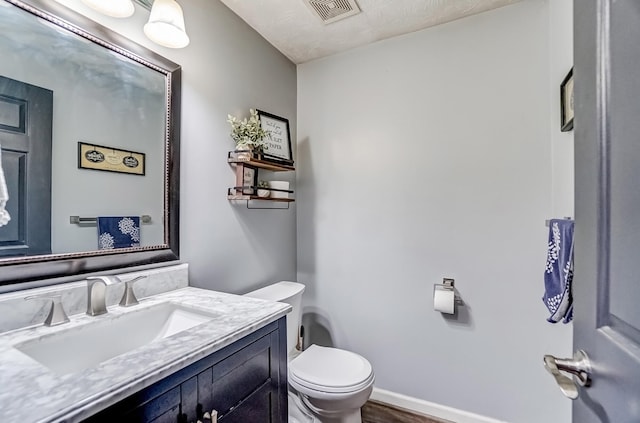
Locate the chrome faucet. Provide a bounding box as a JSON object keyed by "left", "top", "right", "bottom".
{"left": 86, "top": 275, "right": 148, "bottom": 315}
{"left": 86, "top": 276, "right": 116, "bottom": 316}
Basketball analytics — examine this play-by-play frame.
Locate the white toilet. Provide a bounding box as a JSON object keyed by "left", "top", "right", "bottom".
{"left": 245, "top": 281, "right": 375, "bottom": 423}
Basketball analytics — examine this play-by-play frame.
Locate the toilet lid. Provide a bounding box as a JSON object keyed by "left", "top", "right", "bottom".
{"left": 289, "top": 345, "right": 374, "bottom": 394}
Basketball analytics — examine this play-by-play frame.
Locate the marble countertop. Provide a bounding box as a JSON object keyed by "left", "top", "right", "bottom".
{"left": 0, "top": 287, "right": 290, "bottom": 423}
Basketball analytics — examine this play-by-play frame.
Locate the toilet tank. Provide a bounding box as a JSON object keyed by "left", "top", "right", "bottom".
{"left": 244, "top": 281, "right": 305, "bottom": 355}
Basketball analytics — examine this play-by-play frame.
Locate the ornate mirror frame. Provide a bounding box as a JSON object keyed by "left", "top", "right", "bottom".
{"left": 0, "top": 0, "right": 180, "bottom": 286}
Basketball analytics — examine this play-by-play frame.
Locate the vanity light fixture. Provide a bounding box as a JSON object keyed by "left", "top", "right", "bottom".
{"left": 78, "top": 0, "right": 190, "bottom": 49}
{"left": 143, "top": 0, "right": 190, "bottom": 49}
{"left": 80, "top": 0, "right": 135, "bottom": 18}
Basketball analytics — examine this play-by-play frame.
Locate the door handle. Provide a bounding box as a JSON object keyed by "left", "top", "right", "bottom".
{"left": 543, "top": 350, "right": 592, "bottom": 400}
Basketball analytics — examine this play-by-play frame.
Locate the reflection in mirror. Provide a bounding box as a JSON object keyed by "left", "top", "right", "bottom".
{"left": 0, "top": 0, "right": 180, "bottom": 286}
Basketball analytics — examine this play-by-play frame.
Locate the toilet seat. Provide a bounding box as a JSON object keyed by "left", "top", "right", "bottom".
{"left": 289, "top": 345, "right": 374, "bottom": 394}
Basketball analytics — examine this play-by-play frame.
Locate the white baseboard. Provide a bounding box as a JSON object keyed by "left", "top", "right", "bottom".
{"left": 370, "top": 388, "right": 508, "bottom": 423}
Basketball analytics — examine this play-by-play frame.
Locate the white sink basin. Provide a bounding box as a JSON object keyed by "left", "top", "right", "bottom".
{"left": 15, "top": 302, "right": 219, "bottom": 375}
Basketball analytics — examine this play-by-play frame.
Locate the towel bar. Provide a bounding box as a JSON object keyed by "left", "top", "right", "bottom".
{"left": 70, "top": 215, "right": 152, "bottom": 225}
{"left": 545, "top": 217, "right": 573, "bottom": 227}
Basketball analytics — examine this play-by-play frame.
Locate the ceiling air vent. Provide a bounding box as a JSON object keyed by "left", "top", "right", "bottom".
{"left": 305, "top": 0, "right": 361, "bottom": 25}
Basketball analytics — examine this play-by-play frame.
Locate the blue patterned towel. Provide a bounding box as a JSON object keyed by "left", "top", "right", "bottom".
{"left": 97, "top": 216, "right": 140, "bottom": 250}
{"left": 543, "top": 219, "right": 574, "bottom": 323}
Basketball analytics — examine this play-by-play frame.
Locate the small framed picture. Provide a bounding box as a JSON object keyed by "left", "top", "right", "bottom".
{"left": 560, "top": 68, "right": 574, "bottom": 132}
{"left": 78, "top": 142, "right": 145, "bottom": 175}
{"left": 240, "top": 165, "right": 257, "bottom": 195}
{"left": 257, "top": 110, "right": 293, "bottom": 162}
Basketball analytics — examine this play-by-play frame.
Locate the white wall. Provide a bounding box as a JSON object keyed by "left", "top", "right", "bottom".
{"left": 549, "top": 0, "right": 575, "bottom": 216}
{"left": 297, "top": 1, "right": 573, "bottom": 422}
{"left": 54, "top": 0, "right": 298, "bottom": 292}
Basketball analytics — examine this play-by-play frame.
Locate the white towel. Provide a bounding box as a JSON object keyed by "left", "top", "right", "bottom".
{"left": 0, "top": 146, "right": 10, "bottom": 227}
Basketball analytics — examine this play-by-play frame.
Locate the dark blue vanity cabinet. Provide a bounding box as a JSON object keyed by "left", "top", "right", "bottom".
{"left": 83, "top": 318, "right": 287, "bottom": 423}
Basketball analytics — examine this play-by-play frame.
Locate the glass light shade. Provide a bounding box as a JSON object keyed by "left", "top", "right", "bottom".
{"left": 80, "top": 0, "right": 135, "bottom": 18}
{"left": 144, "top": 0, "right": 190, "bottom": 49}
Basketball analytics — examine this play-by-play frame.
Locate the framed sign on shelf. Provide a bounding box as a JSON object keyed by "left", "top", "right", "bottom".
{"left": 237, "top": 165, "right": 257, "bottom": 195}
{"left": 257, "top": 110, "right": 293, "bottom": 162}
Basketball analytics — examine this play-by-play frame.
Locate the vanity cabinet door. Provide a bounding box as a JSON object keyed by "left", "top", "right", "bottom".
{"left": 197, "top": 333, "right": 274, "bottom": 421}
{"left": 179, "top": 376, "right": 199, "bottom": 423}
{"left": 218, "top": 386, "right": 272, "bottom": 423}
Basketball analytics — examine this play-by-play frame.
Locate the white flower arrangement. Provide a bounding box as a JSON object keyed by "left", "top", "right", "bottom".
{"left": 227, "top": 109, "right": 270, "bottom": 153}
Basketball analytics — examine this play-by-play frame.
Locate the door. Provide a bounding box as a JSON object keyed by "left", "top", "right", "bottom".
{"left": 0, "top": 75, "right": 53, "bottom": 257}
{"left": 571, "top": 0, "right": 640, "bottom": 421}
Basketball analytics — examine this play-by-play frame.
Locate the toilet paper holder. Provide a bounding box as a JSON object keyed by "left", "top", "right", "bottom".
{"left": 440, "top": 278, "right": 455, "bottom": 290}
{"left": 434, "top": 278, "right": 464, "bottom": 305}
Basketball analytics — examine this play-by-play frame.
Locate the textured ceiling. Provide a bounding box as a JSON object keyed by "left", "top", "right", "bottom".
{"left": 219, "top": 0, "right": 519, "bottom": 64}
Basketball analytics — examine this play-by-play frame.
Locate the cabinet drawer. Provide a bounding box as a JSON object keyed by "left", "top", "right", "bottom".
{"left": 198, "top": 334, "right": 272, "bottom": 417}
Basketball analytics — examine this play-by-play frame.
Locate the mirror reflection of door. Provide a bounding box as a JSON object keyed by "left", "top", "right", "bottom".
{"left": 0, "top": 75, "right": 52, "bottom": 257}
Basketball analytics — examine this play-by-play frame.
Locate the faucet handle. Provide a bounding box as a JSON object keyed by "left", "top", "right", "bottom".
{"left": 86, "top": 275, "right": 118, "bottom": 285}
{"left": 119, "top": 276, "right": 147, "bottom": 307}
{"left": 25, "top": 294, "right": 70, "bottom": 327}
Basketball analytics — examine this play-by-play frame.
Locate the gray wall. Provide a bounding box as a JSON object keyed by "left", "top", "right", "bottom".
{"left": 296, "top": 1, "right": 573, "bottom": 422}
{"left": 56, "top": 0, "right": 298, "bottom": 293}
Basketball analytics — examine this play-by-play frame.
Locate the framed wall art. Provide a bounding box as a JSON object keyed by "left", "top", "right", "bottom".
{"left": 560, "top": 68, "right": 574, "bottom": 132}
{"left": 78, "top": 142, "right": 145, "bottom": 175}
{"left": 239, "top": 165, "right": 257, "bottom": 195}
{"left": 257, "top": 110, "right": 293, "bottom": 162}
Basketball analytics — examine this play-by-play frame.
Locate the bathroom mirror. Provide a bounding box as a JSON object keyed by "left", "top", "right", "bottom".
{"left": 0, "top": 0, "right": 180, "bottom": 286}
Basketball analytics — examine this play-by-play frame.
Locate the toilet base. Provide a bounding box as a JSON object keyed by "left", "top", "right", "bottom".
{"left": 288, "top": 386, "right": 371, "bottom": 423}
{"left": 289, "top": 392, "right": 318, "bottom": 423}
{"left": 305, "top": 410, "right": 362, "bottom": 423}
{"left": 300, "top": 394, "right": 364, "bottom": 423}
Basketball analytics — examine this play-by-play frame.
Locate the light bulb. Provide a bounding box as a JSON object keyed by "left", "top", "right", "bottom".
{"left": 80, "top": 0, "right": 135, "bottom": 18}
{"left": 144, "top": 0, "right": 190, "bottom": 49}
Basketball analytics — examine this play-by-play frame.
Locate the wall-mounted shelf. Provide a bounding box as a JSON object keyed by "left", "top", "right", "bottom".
{"left": 227, "top": 151, "right": 294, "bottom": 172}
{"left": 227, "top": 194, "right": 294, "bottom": 203}
{"left": 228, "top": 190, "right": 294, "bottom": 209}
{"left": 227, "top": 151, "right": 295, "bottom": 208}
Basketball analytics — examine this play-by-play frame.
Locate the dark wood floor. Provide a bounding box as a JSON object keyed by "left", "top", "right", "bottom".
{"left": 362, "top": 400, "right": 454, "bottom": 423}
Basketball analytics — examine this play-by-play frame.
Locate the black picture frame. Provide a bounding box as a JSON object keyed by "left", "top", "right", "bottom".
{"left": 257, "top": 110, "right": 293, "bottom": 162}
{"left": 240, "top": 165, "right": 257, "bottom": 195}
{"left": 560, "top": 68, "right": 574, "bottom": 132}
{"left": 78, "top": 142, "right": 146, "bottom": 175}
